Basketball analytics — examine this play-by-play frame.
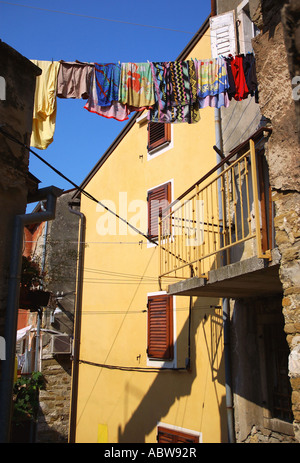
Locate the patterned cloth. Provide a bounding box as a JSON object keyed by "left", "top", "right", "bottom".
{"left": 119, "top": 62, "right": 155, "bottom": 109}
{"left": 95, "top": 63, "right": 121, "bottom": 106}
{"left": 148, "top": 61, "right": 200, "bottom": 124}
{"left": 84, "top": 69, "right": 130, "bottom": 121}
{"left": 194, "top": 57, "right": 230, "bottom": 108}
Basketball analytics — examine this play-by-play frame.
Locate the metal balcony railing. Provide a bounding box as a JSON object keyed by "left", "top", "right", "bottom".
{"left": 159, "top": 128, "right": 274, "bottom": 283}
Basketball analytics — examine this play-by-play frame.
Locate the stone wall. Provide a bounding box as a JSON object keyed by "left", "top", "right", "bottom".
{"left": 33, "top": 191, "right": 79, "bottom": 442}
{"left": 0, "top": 42, "right": 40, "bottom": 337}
{"left": 37, "top": 357, "right": 72, "bottom": 443}
{"left": 252, "top": 0, "right": 300, "bottom": 442}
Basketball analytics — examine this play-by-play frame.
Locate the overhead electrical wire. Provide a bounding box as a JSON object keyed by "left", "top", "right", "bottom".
{"left": 0, "top": 126, "right": 158, "bottom": 246}
{"left": 0, "top": 1, "right": 194, "bottom": 34}
{"left": 0, "top": 1, "right": 259, "bottom": 47}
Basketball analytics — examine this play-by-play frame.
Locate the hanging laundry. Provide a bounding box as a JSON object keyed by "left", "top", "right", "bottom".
{"left": 119, "top": 62, "right": 155, "bottom": 110}
{"left": 168, "top": 61, "right": 190, "bottom": 107}
{"left": 30, "top": 60, "right": 60, "bottom": 150}
{"left": 194, "top": 57, "right": 230, "bottom": 109}
{"left": 94, "top": 63, "right": 121, "bottom": 106}
{"left": 242, "top": 53, "right": 259, "bottom": 103}
{"left": 226, "top": 55, "right": 249, "bottom": 102}
{"left": 56, "top": 60, "right": 94, "bottom": 99}
{"left": 84, "top": 69, "right": 130, "bottom": 121}
{"left": 148, "top": 61, "right": 200, "bottom": 124}
{"left": 224, "top": 57, "right": 236, "bottom": 101}
{"left": 187, "top": 60, "right": 200, "bottom": 123}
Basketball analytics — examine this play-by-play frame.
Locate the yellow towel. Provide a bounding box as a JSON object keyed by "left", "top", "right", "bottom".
{"left": 30, "top": 60, "right": 60, "bottom": 150}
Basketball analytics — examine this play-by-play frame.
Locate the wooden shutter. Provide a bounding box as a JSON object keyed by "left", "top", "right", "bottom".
{"left": 157, "top": 426, "right": 199, "bottom": 443}
{"left": 210, "top": 11, "right": 237, "bottom": 58}
{"left": 147, "top": 182, "right": 171, "bottom": 239}
{"left": 148, "top": 122, "right": 171, "bottom": 151}
{"left": 147, "top": 295, "right": 173, "bottom": 360}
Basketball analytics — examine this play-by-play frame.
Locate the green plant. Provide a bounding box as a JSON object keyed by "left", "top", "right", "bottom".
{"left": 12, "top": 372, "right": 46, "bottom": 422}
{"left": 21, "top": 256, "right": 43, "bottom": 288}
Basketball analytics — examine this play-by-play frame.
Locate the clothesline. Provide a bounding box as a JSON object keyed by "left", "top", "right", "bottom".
{"left": 30, "top": 54, "right": 258, "bottom": 150}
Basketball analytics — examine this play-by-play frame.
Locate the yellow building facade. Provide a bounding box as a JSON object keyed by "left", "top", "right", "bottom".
{"left": 71, "top": 19, "right": 228, "bottom": 443}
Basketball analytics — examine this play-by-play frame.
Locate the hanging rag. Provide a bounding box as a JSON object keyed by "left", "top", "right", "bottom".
{"left": 84, "top": 69, "right": 130, "bottom": 121}
{"left": 56, "top": 60, "right": 94, "bottom": 99}
{"left": 94, "top": 63, "right": 121, "bottom": 106}
{"left": 119, "top": 62, "right": 155, "bottom": 110}
{"left": 148, "top": 61, "right": 200, "bottom": 124}
{"left": 242, "top": 53, "right": 259, "bottom": 103}
{"left": 228, "top": 55, "right": 249, "bottom": 101}
{"left": 224, "top": 57, "right": 236, "bottom": 101}
{"left": 30, "top": 60, "right": 60, "bottom": 150}
{"left": 195, "top": 57, "right": 230, "bottom": 108}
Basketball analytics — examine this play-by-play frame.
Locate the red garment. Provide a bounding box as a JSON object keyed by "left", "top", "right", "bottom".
{"left": 230, "top": 56, "right": 249, "bottom": 101}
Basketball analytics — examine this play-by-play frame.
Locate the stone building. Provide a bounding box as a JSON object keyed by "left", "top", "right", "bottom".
{"left": 214, "top": 0, "right": 300, "bottom": 442}
{"left": 0, "top": 41, "right": 63, "bottom": 442}
{"left": 20, "top": 190, "right": 80, "bottom": 442}
{"left": 0, "top": 41, "right": 41, "bottom": 442}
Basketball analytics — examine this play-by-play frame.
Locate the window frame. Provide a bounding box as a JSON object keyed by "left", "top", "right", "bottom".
{"left": 147, "top": 294, "right": 174, "bottom": 361}
{"left": 157, "top": 423, "right": 201, "bottom": 443}
{"left": 147, "top": 181, "right": 172, "bottom": 240}
{"left": 146, "top": 292, "right": 176, "bottom": 369}
{"left": 148, "top": 122, "right": 171, "bottom": 152}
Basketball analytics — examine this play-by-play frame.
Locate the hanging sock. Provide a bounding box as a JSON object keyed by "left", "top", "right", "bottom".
{"left": 56, "top": 60, "right": 94, "bottom": 99}
{"left": 30, "top": 60, "right": 60, "bottom": 150}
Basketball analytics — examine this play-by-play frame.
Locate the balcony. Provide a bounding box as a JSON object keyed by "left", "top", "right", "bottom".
{"left": 159, "top": 127, "right": 282, "bottom": 298}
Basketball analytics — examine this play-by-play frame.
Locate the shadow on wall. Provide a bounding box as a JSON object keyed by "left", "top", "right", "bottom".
{"left": 117, "top": 297, "right": 227, "bottom": 443}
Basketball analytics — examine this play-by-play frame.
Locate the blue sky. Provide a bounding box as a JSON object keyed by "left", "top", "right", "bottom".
{"left": 1, "top": 0, "right": 211, "bottom": 194}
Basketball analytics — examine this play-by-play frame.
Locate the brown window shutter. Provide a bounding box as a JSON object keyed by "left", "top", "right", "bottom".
{"left": 148, "top": 122, "right": 171, "bottom": 151}
{"left": 147, "top": 182, "right": 171, "bottom": 239}
{"left": 157, "top": 426, "right": 199, "bottom": 443}
{"left": 147, "top": 295, "right": 173, "bottom": 360}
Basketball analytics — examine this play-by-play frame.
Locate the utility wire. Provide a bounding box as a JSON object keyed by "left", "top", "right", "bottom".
{"left": 0, "top": 126, "right": 158, "bottom": 246}
{"left": 79, "top": 359, "right": 187, "bottom": 372}
{"left": 0, "top": 1, "right": 194, "bottom": 34}
{"left": 0, "top": 1, "right": 260, "bottom": 46}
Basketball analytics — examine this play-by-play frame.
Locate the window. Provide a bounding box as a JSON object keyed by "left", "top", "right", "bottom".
{"left": 210, "top": 2, "right": 260, "bottom": 58}
{"left": 147, "top": 182, "right": 171, "bottom": 239}
{"left": 210, "top": 10, "right": 237, "bottom": 58}
{"left": 147, "top": 295, "right": 173, "bottom": 360}
{"left": 157, "top": 426, "right": 200, "bottom": 443}
{"left": 237, "top": 0, "right": 260, "bottom": 54}
{"left": 148, "top": 122, "right": 171, "bottom": 153}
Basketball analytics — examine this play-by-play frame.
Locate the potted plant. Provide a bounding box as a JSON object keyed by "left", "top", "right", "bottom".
{"left": 10, "top": 371, "right": 46, "bottom": 443}
{"left": 19, "top": 256, "right": 50, "bottom": 311}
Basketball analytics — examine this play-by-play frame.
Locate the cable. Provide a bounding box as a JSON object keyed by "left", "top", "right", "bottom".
{"left": 0, "top": 1, "right": 194, "bottom": 34}
{"left": 0, "top": 126, "right": 158, "bottom": 246}
{"left": 79, "top": 359, "right": 187, "bottom": 372}
{"left": 0, "top": 1, "right": 260, "bottom": 46}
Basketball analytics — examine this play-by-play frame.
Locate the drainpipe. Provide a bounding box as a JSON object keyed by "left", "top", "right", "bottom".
{"left": 210, "top": 0, "right": 235, "bottom": 440}
{"left": 68, "top": 201, "right": 85, "bottom": 444}
{"left": 34, "top": 202, "right": 49, "bottom": 372}
{"left": 215, "top": 108, "right": 235, "bottom": 443}
{"left": 0, "top": 186, "right": 63, "bottom": 443}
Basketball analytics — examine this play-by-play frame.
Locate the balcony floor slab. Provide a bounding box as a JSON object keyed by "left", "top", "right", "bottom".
{"left": 167, "top": 249, "right": 282, "bottom": 298}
